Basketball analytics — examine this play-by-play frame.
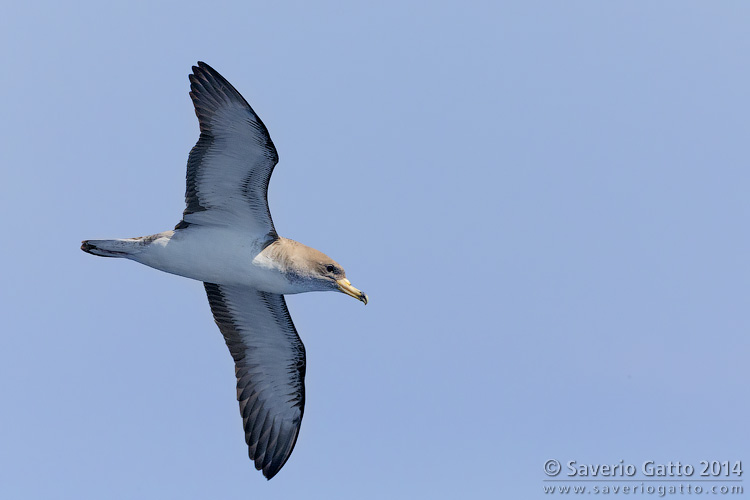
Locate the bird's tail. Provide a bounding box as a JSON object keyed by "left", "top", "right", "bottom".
{"left": 81, "top": 239, "right": 141, "bottom": 258}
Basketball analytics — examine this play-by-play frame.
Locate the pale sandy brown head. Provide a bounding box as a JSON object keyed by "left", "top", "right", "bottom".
{"left": 271, "top": 238, "right": 368, "bottom": 304}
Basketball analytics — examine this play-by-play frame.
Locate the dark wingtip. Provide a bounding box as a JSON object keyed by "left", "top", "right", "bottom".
{"left": 188, "top": 61, "right": 245, "bottom": 134}
{"left": 190, "top": 61, "right": 221, "bottom": 83}
{"left": 262, "top": 462, "right": 283, "bottom": 480}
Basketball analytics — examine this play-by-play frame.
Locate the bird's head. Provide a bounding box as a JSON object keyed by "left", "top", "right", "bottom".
{"left": 278, "top": 239, "right": 368, "bottom": 304}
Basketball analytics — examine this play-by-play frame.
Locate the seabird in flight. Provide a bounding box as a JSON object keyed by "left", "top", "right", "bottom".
{"left": 81, "top": 62, "right": 368, "bottom": 479}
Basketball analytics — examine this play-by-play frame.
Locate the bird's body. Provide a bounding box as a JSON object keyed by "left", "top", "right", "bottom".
{"left": 81, "top": 62, "right": 366, "bottom": 479}
{"left": 84, "top": 229, "right": 329, "bottom": 294}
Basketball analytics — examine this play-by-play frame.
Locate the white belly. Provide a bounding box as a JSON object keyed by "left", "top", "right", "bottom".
{"left": 129, "top": 227, "right": 295, "bottom": 293}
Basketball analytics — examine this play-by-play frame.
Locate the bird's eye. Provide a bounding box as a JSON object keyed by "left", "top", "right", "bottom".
{"left": 325, "top": 264, "right": 336, "bottom": 273}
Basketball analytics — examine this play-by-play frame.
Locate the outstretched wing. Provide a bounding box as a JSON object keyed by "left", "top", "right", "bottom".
{"left": 204, "top": 283, "right": 306, "bottom": 479}
{"left": 176, "top": 62, "right": 279, "bottom": 237}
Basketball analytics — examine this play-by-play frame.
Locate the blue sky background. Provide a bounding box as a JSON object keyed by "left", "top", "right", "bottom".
{"left": 2, "top": 2, "right": 748, "bottom": 498}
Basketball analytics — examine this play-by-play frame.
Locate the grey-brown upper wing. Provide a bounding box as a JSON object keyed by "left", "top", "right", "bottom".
{"left": 204, "top": 283, "right": 305, "bottom": 479}
{"left": 177, "top": 62, "right": 279, "bottom": 237}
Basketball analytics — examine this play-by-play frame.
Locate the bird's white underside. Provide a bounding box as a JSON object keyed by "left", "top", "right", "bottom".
{"left": 123, "top": 227, "right": 310, "bottom": 294}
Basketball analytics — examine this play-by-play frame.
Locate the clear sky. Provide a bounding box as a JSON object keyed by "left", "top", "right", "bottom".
{"left": 1, "top": 2, "right": 748, "bottom": 499}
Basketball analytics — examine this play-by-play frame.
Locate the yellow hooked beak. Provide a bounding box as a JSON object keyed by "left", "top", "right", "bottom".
{"left": 337, "top": 278, "right": 368, "bottom": 305}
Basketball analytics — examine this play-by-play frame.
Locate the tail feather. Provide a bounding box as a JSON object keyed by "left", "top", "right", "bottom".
{"left": 81, "top": 239, "right": 138, "bottom": 258}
